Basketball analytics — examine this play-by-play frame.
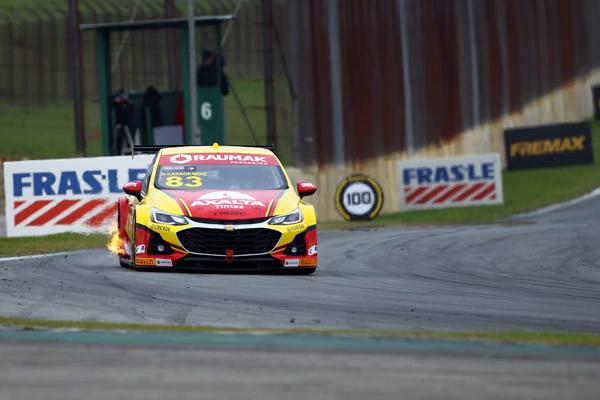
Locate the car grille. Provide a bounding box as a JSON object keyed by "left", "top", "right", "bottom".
{"left": 188, "top": 217, "right": 269, "bottom": 225}
{"left": 177, "top": 228, "right": 282, "bottom": 256}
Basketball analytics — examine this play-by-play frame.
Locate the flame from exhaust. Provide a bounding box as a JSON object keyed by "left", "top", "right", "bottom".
{"left": 106, "top": 221, "right": 123, "bottom": 255}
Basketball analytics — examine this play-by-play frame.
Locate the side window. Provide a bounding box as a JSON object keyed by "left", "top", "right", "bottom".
{"left": 141, "top": 153, "right": 158, "bottom": 196}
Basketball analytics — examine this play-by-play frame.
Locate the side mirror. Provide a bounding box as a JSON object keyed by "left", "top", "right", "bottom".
{"left": 123, "top": 181, "right": 142, "bottom": 198}
{"left": 297, "top": 181, "right": 317, "bottom": 198}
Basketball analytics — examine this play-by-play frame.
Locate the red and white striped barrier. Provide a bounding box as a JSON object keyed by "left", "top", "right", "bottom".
{"left": 3, "top": 155, "right": 153, "bottom": 237}
{"left": 398, "top": 153, "right": 503, "bottom": 210}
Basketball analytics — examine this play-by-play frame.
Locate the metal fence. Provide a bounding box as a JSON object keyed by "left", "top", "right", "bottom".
{"left": 0, "top": 0, "right": 272, "bottom": 103}
{"left": 0, "top": 0, "right": 293, "bottom": 158}
{"left": 292, "top": 0, "right": 600, "bottom": 167}
{"left": 1, "top": 0, "right": 599, "bottom": 168}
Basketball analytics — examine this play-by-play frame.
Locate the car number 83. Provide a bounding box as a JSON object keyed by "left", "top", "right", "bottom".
{"left": 164, "top": 176, "right": 203, "bottom": 188}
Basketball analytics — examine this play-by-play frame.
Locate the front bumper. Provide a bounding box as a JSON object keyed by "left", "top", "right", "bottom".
{"left": 170, "top": 255, "right": 285, "bottom": 271}
{"left": 126, "top": 221, "right": 318, "bottom": 271}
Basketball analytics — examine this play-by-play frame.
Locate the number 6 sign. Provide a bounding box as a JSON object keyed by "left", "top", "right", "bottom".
{"left": 335, "top": 174, "right": 384, "bottom": 221}
{"left": 201, "top": 102, "right": 213, "bottom": 120}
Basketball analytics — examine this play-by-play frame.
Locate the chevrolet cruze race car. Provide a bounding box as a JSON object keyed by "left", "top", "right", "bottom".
{"left": 117, "top": 145, "right": 318, "bottom": 273}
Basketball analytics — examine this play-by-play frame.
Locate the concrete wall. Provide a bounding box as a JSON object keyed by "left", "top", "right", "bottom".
{"left": 288, "top": 69, "right": 600, "bottom": 221}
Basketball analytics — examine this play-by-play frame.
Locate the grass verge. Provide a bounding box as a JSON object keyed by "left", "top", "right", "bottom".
{"left": 0, "top": 233, "right": 107, "bottom": 257}
{"left": 0, "top": 101, "right": 103, "bottom": 158}
{"left": 0, "top": 78, "right": 268, "bottom": 160}
{"left": 0, "top": 315, "right": 599, "bottom": 347}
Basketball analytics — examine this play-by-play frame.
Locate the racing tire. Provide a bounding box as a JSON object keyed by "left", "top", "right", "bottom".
{"left": 130, "top": 211, "right": 137, "bottom": 268}
{"left": 288, "top": 268, "right": 316, "bottom": 275}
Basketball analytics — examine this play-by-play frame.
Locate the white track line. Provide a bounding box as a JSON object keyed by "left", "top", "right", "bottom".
{"left": 0, "top": 251, "right": 72, "bottom": 263}
{"left": 513, "top": 187, "right": 600, "bottom": 219}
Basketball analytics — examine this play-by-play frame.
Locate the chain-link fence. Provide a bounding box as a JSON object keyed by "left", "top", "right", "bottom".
{"left": 0, "top": 0, "right": 296, "bottom": 162}
{"left": 2, "top": 0, "right": 600, "bottom": 168}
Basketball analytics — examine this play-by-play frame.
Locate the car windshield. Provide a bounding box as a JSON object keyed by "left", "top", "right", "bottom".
{"left": 154, "top": 164, "right": 288, "bottom": 191}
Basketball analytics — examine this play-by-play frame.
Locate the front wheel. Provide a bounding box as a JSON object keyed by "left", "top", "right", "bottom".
{"left": 288, "top": 268, "right": 316, "bottom": 275}
{"left": 129, "top": 211, "right": 137, "bottom": 267}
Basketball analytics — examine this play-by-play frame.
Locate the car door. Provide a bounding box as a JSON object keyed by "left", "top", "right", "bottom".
{"left": 125, "top": 153, "right": 158, "bottom": 242}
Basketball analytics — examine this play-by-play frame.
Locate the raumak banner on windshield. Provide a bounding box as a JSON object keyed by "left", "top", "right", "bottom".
{"left": 504, "top": 122, "right": 594, "bottom": 170}
{"left": 3, "top": 155, "right": 153, "bottom": 237}
{"left": 397, "top": 153, "right": 503, "bottom": 210}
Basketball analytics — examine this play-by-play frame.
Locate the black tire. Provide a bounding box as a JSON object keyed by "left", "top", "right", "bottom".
{"left": 289, "top": 268, "right": 316, "bottom": 275}
{"left": 130, "top": 211, "right": 137, "bottom": 267}
{"left": 119, "top": 258, "right": 131, "bottom": 268}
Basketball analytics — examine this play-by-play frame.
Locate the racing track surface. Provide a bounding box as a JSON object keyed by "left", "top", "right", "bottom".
{"left": 1, "top": 194, "right": 600, "bottom": 332}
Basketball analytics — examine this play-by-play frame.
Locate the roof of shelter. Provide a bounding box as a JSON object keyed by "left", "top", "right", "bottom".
{"left": 81, "top": 15, "right": 234, "bottom": 32}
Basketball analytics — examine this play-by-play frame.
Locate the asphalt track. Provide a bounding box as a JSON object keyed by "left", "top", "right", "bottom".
{"left": 1, "top": 195, "right": 600, "bottom": 399}
{"left": 0, "top": 335, "right": 599, "bottom": 400}
{"left": 1, "top": 194, "right": 600, "bottom": 331}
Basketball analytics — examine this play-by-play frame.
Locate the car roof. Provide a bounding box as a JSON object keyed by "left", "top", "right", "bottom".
{"left": 159, "top": 145, "right": 275, "bottom": 156}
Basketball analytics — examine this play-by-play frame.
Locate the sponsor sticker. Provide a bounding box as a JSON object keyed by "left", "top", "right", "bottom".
{"left": 335, "top": 175, "right": 384, "bottom": 221}
{"left": 286, "top": 224, "right": 305, "bottom": 233}
{"left": 300, "top": 259, "right": 318, "bottom": 267}
{"left": 284, "top": 259, "right": 300, "bottom": 267}
{"left": 156, "top": 259, "right": 173, "bottom": 267}
{"left": 190, "top": 191, "right": 266, "bottom": 210}
{"left": 308, "top": 245, "right": 317, "bottom": 256}
{"left": 150, "top": 224, "right": 170, "bottom": 232}
{"left": 135, "top": 244, "right": 146, "bottom": 254}
{"left": 136, "top": 258, "right": 156, "bottom": 266}
{"left": 161, "top": 153, "right": 278, "bottom": 166}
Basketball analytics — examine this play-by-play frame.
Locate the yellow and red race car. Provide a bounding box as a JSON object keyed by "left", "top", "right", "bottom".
{"left": 116, "top": 144, "right": 318, "bottom": 273}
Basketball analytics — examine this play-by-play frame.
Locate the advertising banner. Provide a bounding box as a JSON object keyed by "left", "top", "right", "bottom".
{"left": 3, "top": 155, "right": 153, "bottom": 237}
{"left": 398, "top": 154, "right": 503, "bottom": 210}
{"left": 504, "top": 122, "right": 594, "bottom": 170}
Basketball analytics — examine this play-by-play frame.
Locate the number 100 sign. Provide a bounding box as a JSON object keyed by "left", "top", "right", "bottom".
{"left": 335, "top": 175, "right": 384, "bottom": 221}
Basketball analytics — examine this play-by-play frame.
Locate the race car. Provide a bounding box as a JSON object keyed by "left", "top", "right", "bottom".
{"left": 116, "top": 144, "right": 318, "bottom": 273}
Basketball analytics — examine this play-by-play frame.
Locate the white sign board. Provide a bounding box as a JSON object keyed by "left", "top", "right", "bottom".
{"left": 397, "top": 153, "right": 503, "bottom": 210}
{"left": 3, "top": 155, "right": 153, "bottom": 237}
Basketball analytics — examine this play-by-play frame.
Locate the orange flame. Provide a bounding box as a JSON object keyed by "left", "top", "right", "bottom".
{"left": 106, "top": 221, "right": 123, "bottom": 255}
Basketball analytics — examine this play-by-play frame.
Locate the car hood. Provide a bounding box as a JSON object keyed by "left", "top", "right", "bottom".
{"left": 164, "top": 189, "right": 296, "bottom": 221}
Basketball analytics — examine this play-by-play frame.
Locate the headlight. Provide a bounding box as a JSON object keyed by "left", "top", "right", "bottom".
{"left": 269, "top": 208, "right": 303, "bottom": 225}
{"left": 151, "top": 208, "right": 188, "bottom": 225}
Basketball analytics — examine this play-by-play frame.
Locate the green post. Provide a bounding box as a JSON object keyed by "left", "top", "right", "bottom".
{"left": 197, "top": 24, "right": 225, "bottom": 145}
{"left": 145, "top": 109, "right": 154, "bottom": 145}
{"left": 86, "top": 17, "right": 232, "bottom": 150}
{"left": 96, "top": 29, "right": 112, "bottom": 155}
{"left": 180, "top": 24, "right": 193, "bottom": 145}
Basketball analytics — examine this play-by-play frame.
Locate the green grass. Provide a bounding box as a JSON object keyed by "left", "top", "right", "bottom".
{"left": 0, "top": 101, "right": 103, "bottom": 159}
{"left": 224, "top": 79, "right": 267, "bottom": 145}
{"left": 0, "top": 315, "right": 598, "bottom": 347}
{"left": 0, "top": 78, "right": 268, "bottom": 161}
{"left": 323, "top": 121, "right": 600, "bottom": 228}
{"left": 0, "top": 232, "right": 107, "bottom": 257}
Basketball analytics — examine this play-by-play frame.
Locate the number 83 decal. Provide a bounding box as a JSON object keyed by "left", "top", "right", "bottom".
{"left": 164, "top": 176, "right": 203, "bottom": 188}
